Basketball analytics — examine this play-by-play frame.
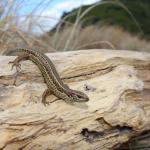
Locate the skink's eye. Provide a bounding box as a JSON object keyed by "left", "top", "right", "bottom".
{"left": 77, "top": 95, "right": 83, "bottom": 98}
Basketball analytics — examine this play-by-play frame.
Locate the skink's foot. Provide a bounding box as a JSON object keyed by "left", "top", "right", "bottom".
{"left": 9, "top": 60, "right": 21, "bottom": 72}
{"left": 42, "top": 89, "right": 51, "bottom": 106}
{"left": 9, "top": 59, "right": 22, "bottom": 86}
{"left": 42, "top": 100, "right": 50, "bottom": 106}
{"left": 9, "top": 55, "right": 29, "bottom": 86}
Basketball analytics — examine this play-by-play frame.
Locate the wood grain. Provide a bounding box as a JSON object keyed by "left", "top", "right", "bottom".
{"left": 0, "top": 49, "right": 150, "bottom": 150}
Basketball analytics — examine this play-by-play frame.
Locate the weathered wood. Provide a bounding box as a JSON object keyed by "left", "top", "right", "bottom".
{"left": 0, "top": 49, "right": 150, "bottom": 150}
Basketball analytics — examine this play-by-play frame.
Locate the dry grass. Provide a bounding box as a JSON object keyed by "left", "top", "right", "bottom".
{"left": 0, "top": 0, "right": 56, "bottom": 53}
{"left": 49, "top": 25, "right": 150, "bottom": 52}
{"left": 0, "top": 0, "right": 150, "bottom": 54}
{"left": 2, "top": 24, "right": 150, "bottom": 54}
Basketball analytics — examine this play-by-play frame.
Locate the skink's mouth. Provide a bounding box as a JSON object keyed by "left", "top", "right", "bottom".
{"left": 85, "top": 99, "right": 89, "bottom": 102}
{"left": 78, "top": 97, "right": 89, "bottom": 102}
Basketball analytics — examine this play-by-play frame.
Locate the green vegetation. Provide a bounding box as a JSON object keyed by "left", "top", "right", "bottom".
{"left": 57, "top": 0, "right": 150, "bottom": 39}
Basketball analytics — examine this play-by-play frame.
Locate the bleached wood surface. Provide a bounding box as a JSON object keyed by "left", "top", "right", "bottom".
{"left": 0, "top": 49, "right": 150, "bottom": 150}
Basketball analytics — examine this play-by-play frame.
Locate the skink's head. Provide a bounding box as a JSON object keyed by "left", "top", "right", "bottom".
{"left": 69, "top": 90, "right": 89, "bottom": 102}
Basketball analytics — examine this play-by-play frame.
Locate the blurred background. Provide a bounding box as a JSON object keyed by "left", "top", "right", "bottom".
{"left": 1, "top": 0, "right": 150, "bottom": 54}
{"left": 0, "top": 0, "right": 150, "bottom": 149}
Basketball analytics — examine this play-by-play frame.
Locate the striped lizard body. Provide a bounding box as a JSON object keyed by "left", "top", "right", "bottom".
{"left": 6, "top": 48, "right": 89, "bottom": 105}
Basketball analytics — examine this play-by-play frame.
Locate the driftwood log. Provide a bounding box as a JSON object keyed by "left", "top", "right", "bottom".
{"left": 0, "top": 49, "right": 150, "bottom": 150}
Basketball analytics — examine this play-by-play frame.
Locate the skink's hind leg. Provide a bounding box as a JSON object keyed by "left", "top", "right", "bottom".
{"left": 9, "top": 55, "right": 29, "bottom": 85}
{"left": 42, "top": 89, "right": 52, "bottom": 106}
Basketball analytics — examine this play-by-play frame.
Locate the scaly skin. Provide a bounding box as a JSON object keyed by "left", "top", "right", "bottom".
{"left": 7, "top": 48, "right": 89, "bottom": 105}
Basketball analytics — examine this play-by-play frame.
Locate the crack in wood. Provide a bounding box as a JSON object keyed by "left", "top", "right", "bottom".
{"left": 62, "top": 66, "right": 114, "bottom": 81}
{"left": 1, "top": 57, "right": 150, "bottom": 84}
{"left": 80, "top": 117, "right": 133, "bottom": 143}
{"left": 81, "top": 126, "right": 133, "bottom": 143}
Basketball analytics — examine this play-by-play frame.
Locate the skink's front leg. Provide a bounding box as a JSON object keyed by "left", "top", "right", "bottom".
{"left": 9, "top": 55, "right": 29, "bottom": 71}
{"left": 9, "top": 55, "right": 29, "bottom": 85}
